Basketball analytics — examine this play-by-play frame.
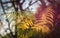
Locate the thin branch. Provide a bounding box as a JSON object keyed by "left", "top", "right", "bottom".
{"left": 31, "top": 0, "right": 38, "bottom": 5}
{"left": 29, "top": 0, "right": 32, "bottom": 5}
{"left": 25, "top": 0, "right": 38, "bottom": 10}
{"left": 21, "top": 0, "right": 25, "bottom": 4}
{"left": 39, "top": 0, "right": 46, "bottom": 6}
{"left": 0, "top": 0, "right": 6, "bottom": 14}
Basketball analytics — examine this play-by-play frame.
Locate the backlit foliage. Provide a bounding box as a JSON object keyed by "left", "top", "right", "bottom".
{"left": 16, "top": 6, "right": 54, "bottom": 38}
{"left": 0, "top": 5, "right": 55, "bottom": 38}
{"left": 34, "top": 5, "right": 55, "bottom": 33}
